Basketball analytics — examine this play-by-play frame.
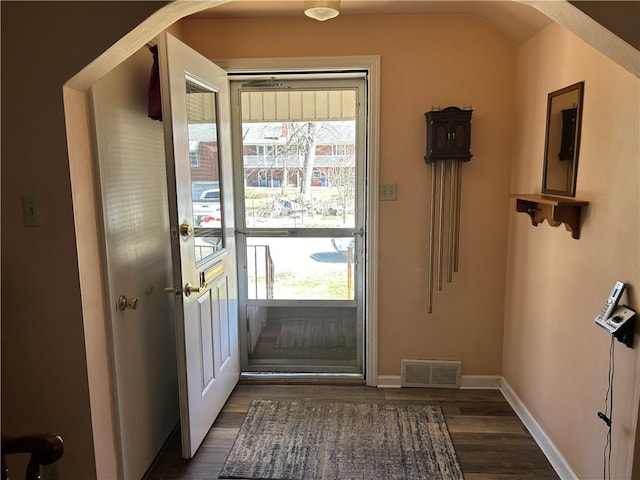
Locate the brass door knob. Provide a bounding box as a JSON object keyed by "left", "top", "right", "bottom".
{"left": 184, "top": 282, "right": 205, "bottom": 297}
{"left": 180, "top": 223, "right": 192, "bottom": 237}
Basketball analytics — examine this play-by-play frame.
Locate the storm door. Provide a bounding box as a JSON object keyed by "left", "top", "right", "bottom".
{"left": 230, "top": 76, "right": 367, "bottom": 376}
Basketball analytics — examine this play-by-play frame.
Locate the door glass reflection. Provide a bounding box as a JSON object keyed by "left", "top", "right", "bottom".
{"left": 186, "top": 75, "right": 224, "bottom": 263}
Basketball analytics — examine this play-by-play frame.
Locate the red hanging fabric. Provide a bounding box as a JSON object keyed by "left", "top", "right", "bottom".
{"left": 148, "top": 45, "right": 162, "bottom": 121}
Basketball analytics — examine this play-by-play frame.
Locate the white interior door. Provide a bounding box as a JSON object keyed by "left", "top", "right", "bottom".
{"left": 158, "top": 32, "right": 239, "bottom": 458}
{"left": 91, "top": 48, "right": 179, "bottom": 479}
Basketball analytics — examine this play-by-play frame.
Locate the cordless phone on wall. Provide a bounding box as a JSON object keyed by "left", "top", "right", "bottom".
{"left": 595, "top": 281, "right": 636, "bottom": 347}
{"left": 597, "top": 281, "right": 625, "bottom": 323}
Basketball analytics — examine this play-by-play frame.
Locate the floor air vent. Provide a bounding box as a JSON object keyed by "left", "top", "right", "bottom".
{"left": 401, "top": 360, "right": 461, "bottom": 388}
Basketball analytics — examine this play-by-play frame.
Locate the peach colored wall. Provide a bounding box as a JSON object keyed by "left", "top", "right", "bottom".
{"left": 5, "top": 2, "right": 635, "bottom": 478}
{"left": 1, "top": 2, "right": 168, "bottom": 478}
{"left": 181, "top": 13, "right": 517, "bottom": 377}
{"left": 505, "top": 22, "right": 640, "bottom": 479}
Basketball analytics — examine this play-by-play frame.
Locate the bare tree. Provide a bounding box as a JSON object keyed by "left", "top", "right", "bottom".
{"left": 286, "top": 122, "right": 317, "bottom": 199}
{"left": 243, "top": 121, "right": 355, "bottom": 213}
{"left": 325, "top": 156, "right": 355, "bottom": 223}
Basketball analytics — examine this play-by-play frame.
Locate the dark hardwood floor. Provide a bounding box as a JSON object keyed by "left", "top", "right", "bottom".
{"left": 145, "top": 384, "right": 559, "bottom": 480}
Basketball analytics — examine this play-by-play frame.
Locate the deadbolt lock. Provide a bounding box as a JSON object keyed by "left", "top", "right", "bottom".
{"left": 117, "top": 295, "right": 138, "bottom": 311}
{"left": 164, "top": 284, "right": 181, "bottom": 295}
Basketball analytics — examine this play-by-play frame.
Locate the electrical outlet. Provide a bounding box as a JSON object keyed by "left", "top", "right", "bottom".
{"left": 21, "top": 194, "right": 42, "bottom": 227}
{"left": 379, "top": 183, "right": 398, "bottom": 201}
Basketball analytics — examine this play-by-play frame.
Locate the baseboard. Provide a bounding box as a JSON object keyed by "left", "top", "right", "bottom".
{"left": 376, "top": 374, "right": 577, "bottom": 479}
{"left": 377, "top": 375, "right": 501, "bottom": 389}
{"left": 376, "top": 375, "right": 402, "bottom": 388}
{"left": 500, "top": 378, "right": 578, "bottom": 480}
{"left": 460, "top": 375, "right": 502, "bottom": 389}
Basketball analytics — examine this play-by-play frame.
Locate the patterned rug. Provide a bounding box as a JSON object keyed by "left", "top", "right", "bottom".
{"left": 219, "top": 400, "right": 464, "bottom": 480}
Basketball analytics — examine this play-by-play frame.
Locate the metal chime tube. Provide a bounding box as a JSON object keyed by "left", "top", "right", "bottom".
{"left": 427, "top": 161, "right": 437, "bottom": 314}
{"left": 454, "top": 161, "right": 463, "bottom": 272}
{"left": 437, "top": 159, "right": 446, "bottom": 291}
{"left": 447, "top": 159, "right": 458, "bottom": 283}
{"left": 425, "top": 106, "right": 472, "bottom": 313}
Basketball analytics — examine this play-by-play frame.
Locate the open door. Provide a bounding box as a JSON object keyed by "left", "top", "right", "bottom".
{"left": 157, "top": 32, "right": 239, "bottom": 458}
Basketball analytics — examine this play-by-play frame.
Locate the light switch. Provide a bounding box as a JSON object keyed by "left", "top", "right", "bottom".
{"left": 22, "top": 194, "right": 43, "bottom": 227}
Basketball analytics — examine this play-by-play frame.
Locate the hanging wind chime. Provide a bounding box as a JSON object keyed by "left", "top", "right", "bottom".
{"left": 424, "top": 106, "right": 473, "bottom": 313}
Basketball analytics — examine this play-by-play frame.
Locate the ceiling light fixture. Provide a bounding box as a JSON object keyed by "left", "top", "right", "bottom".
{"left": 304, "top": 0, "right": 340, "bottom": 21}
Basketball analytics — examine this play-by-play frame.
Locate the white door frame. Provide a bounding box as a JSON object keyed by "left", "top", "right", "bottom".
{"left": 213, "top": 56, "right": 380, "bottom": 386}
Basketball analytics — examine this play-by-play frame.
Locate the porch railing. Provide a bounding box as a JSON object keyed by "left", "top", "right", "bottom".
{"left": 247, "top": 244, "right": 274, "bottom": 299}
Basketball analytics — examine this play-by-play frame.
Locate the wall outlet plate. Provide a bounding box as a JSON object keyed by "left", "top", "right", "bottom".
{"left": 380, "top": 183, "right": 397, "bottom": 201}
{"left": 21, "top": 194, "right": 43, "bottom": 227}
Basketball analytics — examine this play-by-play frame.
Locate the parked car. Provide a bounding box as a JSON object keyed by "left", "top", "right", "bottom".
{"left": 191, "top": 181, "right": 219, "bottom": 201}
{"left": 199, "top": 214, "right": 221, "bottom": 227}
{"left": 199, "top": 188, "right": 220, "bottom": 201}
{"left": 193, "top": 188, "right": 221, "bottom": 225}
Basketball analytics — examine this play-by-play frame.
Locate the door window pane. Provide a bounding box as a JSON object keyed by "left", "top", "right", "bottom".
{"left": 248, "top": 306, "right": 358, "bottom": 366}
{"left": 185, "top": 76, "right": 224, "bottom": 263}
{"left": 241, "top": 91, "right": 357, "bottom": 230}
{"left": 246, "top": 236, "right": 355, "bottom": 300}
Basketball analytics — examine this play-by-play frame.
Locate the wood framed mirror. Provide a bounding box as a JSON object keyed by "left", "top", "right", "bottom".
{"left": 542, "top": 81, "right": 584, "bottom": 197}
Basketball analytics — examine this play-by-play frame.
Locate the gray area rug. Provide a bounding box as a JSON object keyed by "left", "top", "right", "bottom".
{"left": 219, "top": 400, "right": 464, "bottom": 480}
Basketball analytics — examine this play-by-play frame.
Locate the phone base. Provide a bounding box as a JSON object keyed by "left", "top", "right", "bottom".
{"left": 595, "top": 305, "right": 636, "bottom": 348}
{"left": 614, "top": 319, "right": 635, "bottom": 348}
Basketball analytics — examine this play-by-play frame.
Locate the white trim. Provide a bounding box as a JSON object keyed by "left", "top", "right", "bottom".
{"left": 378, "top": 374, "right": 502, "bottom": 389}
{"left": 377, "top": 375, "right": 402, "bottom": 388}
{"left": 376, "top": 374, "right": 577, "bottom": 478}
{"left": 213, "top": 55, "right": 381, "bottom": 75}
{"left": 501, "top": 378, "right": 579, "bottom": 480}
{"left": 523, "top": 1, "right": 639, "bottom": 78}
{"left": 460, "top": 375, "right": 503, "bottom": 389}
{"left": 365, "top": 56, "right": 380, "bottom": 387}
{"left": 216, "top": 56, "right": 380, "bottom": 386}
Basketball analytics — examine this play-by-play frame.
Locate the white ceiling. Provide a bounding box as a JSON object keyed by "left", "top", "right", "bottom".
{"left": 188, "top": 1, "right": 553, "bottom": 44}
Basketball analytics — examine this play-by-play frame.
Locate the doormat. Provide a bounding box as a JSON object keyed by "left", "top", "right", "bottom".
{"left": 219, "top": 400, "right": 464, "bottom": 480}
{"left": 274, "top": 318, "right": 356, "bottom": 349}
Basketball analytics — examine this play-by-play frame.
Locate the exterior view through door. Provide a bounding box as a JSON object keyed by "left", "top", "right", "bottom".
{"left": 231, "top": 76, "right": 367, "bottom": 376}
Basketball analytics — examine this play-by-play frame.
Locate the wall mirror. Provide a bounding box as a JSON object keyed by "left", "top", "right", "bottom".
{"left": 542, "top": 81, "right": 584, "bottom": 197}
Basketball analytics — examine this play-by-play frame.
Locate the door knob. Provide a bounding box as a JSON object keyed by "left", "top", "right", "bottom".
{"left": 117, "top": 295, "right": 138, "bottom": 311}
{"left": 184, "top": 282, "right": 205, "bottom": 297}
{"left": 180, "top": 223, "right": 192, "bottom": 237}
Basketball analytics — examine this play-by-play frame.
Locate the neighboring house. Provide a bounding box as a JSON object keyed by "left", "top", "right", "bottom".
{"left": 2, "top": 2, "right": 639, "bottom": 480}
{"left": 241, "top": 122, "right": 355, "bottom": 188}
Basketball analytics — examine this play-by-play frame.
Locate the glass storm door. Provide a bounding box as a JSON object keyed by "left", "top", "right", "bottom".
{"left": 231, "top": 76, "right": 366, "bottom": 376}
